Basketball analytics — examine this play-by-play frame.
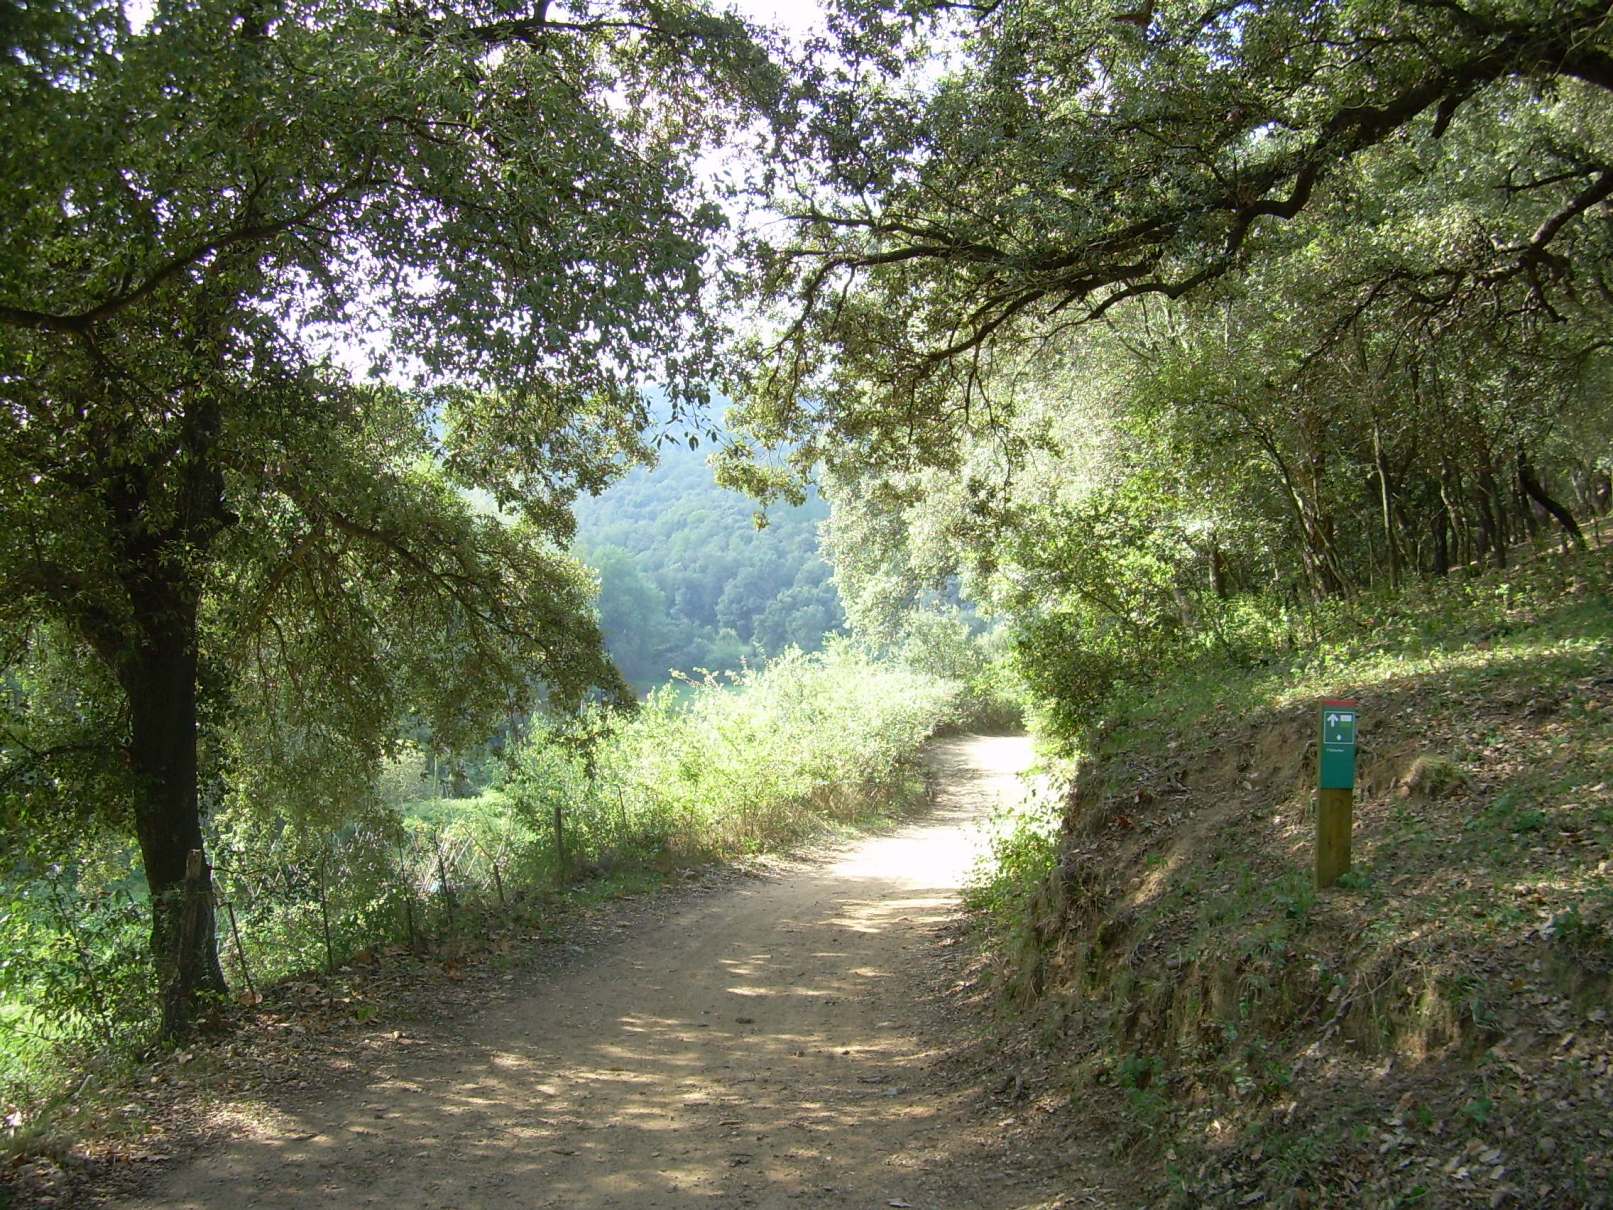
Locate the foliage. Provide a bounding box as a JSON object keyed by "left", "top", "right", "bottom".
{"left": 961, "top": 545, "right": 1613, "bottom": 1204}
{"left": 585, "top": 641, "right": 960, "bottom": 854}
{"left": 964, "top": 780, "right": 1061, "bottom": 947}
{"left": 0, "top": 856, "right": 152, "bottom": 1098}
{"left": 501, "top": 723, "right": 594, "bottom": 850}
{"left": 805, "top": 293, "right": 1612, "bottom": 746}
{"left": 0, "top": 0, "right": 776, "bottom": 1033}
{"left": 734, "top": 0, "right": 1613, "bottom": 483}
{"left": 728, "top": 0, "right": 1613, "bottom": 765}
{"left": 0, "top": 643, "right": 961, "bottom": 1122}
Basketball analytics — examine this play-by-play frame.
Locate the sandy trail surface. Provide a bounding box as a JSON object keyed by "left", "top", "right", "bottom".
{"left": 117, "top": 735, "right": 1089, "bottom": 1210}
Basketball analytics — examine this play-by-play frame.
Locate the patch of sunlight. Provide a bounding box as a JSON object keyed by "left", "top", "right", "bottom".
{"left": 1126, "top": 851, "right": 1185, "bottom": 911}
{"left": 617, "top": 1013, "right": 693, "bottom": 1031}
{"left": 726, "top": 983, "right": 833, "bottom": 997}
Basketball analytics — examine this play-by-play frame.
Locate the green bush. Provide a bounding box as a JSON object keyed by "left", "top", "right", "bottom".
{"left": 584, "top": 639, "right": 960, "bottom": 856}
{"left": 964, "top": 782, "right": 1062, "bottom": 949}
{"left": 0, "top": 853, "right": 152, "bottom": 1110}
{"left": 1, "top": 642, "right": 964, "bottom": 1123}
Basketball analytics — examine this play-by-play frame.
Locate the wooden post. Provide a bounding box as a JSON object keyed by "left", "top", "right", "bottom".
{"left": 162, "top": 849, "right": 212, "bottom": 1035}
{"left": 402, "top": 888, "right": 419, "bottom": 953}
{"left": 553, "top": 803, "right": 567, "bottom": 884}
{"left": 433, "top": 831, "right": 456, "bottom": 934}
{"left": 488, "top": 849, "right": 507, "bottom": 909}
{"left": 1316, "top": 699, "right": 1359, "bottom": 888}
{"left": 1316, "top": 787, "right": 1353, "bottom": 888}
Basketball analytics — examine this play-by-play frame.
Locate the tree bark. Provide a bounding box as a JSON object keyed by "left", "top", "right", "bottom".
{"left": 1482, "top": 468, "right": 1512, "bottom": 557}
{"left": 1438, "top": 465, "right": 1467, "bottom": 569}
{"left": 1431, "top": 501, "right": 1450, "bottom": 578}
{"left": 1473, "top": 492, "right": 1504, "bottom": 569}
{"left": 120, "top": 594, "right": 228, "bottom": 1039}
{"left": 1475, "top": 469, "right": 1508, "bottom": 568}
{"left": 1591, "top": 470, "right": 1611, "bottom": 516}
{"left": 1517, "top": 452, "right": 1587, "bottom": 550}
{"left": 1208, "top": 541, "right": 1230, "bottom": 599}
{"left": 1372, "top": 418, "right": 1402, "bottom": 588}
{"left": 1516, "top": 476, "right": 1542, "bottom": 540}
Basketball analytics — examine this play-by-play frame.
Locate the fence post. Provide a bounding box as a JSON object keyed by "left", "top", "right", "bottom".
{"left": 432, "top": 830, "right": 457, "bottom": 935}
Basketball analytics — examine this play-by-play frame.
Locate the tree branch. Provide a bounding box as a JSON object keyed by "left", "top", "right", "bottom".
{"left": 0, "top": 175, "right": 378, "bottom": 334}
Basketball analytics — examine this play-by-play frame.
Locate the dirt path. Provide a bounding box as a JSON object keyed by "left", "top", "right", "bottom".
{"left": 114, "top": 735, "right": 1097, "bottom": 1210}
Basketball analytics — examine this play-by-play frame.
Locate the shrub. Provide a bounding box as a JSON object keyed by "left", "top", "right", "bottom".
{"left": 1, "top": 642, "right": 965, "bottom": 1122}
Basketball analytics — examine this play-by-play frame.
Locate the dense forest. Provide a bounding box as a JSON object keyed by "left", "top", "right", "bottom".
{"left": 3, "top": 0, "right": 1612, "bottom": 1203}
{"left": 726, "top": 0, "right": 1613, "bottom": 736}
{"left": 572, "top": 425, "right": 842, "bottom": 687}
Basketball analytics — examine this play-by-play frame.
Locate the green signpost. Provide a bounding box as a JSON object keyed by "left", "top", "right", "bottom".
{"left": 1319, "top": 704, "right": 1358, "bottom": 789}
{"left": 1316, "top": 698, "right": 1358, "bottom": 887}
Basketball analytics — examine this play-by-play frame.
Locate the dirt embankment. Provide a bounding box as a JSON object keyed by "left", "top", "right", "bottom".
{"left": 90, "top": 735, "right": 1113, "bottom": 1210}
{"left": 1001, "top": 565, "right": 1613, "bottom": 1207}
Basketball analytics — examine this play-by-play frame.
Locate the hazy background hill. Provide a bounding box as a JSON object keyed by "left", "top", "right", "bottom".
{"left": 571, "top": 433, "right": 843, "bottom": 689}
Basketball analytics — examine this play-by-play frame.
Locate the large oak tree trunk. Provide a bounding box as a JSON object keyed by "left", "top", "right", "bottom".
{"left": 120, "top": 592, "right": 227, "bottom": 1039}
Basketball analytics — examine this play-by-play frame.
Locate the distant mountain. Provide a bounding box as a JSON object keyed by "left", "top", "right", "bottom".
{"left": 571, "top": 433, "right": 843, "bottom": 688}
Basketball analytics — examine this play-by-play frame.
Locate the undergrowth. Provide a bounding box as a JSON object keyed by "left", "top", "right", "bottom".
{"left": 967, "top": 548, "right": 1613, "bottom": 1205}
{"left": 0, "top": 641, "right": 966, "bottom": 1149}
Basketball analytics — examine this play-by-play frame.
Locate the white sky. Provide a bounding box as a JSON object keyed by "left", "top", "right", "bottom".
{"left": 724, "top": 0, "right": 827, "bottom": 38}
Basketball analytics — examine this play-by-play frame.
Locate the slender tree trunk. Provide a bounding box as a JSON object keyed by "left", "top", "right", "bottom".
{"left": 1311, "top": 517, "right": 1349, "bottom": 596}
{"left": 1439, "top": 466, "right": 1468, "bottom": 569}
{"left": 1431, "top": 502, "right": 1450, "bottom": 578}
{"left": 1208, "top": 541, "right": 1229, "bottom": 600}
{"left": 1473, "top": 490, "right": 1504, "bottom": 569}
{"left": 1372, "top": 419, "right": 1402, "bottom": 588}
{"left": 1591, "top": 470, "right": 1611, "bottom": 516}
{"left": 1363, "top": 519, "right": 1378, "bottom": 590}
{"left": 1251, "top": 425, "right": 1341, "bottom": 599}
{"left": 1517, "top": 452, "right": 1587, "bottom": 551}
{"left": 1394, "top": 499, "right": 1420, "bottom": 575}
{"left": 1482, "top": 469, "right": 1511, "bottom": 557}
{"left": 1302, "top": 441, "right": 1350, "bottom": 596}
{"left": 1473, "top": 469, "right": 1509, "bottom": 568}
{"left": 1587, "top": 469, "right": 1610, "bottom": 542}
{"left": 120, "top": 589, "right": 227, "bottom": 1039}
{"left": 1516, "top": 477, "right": 1542, "bottom": 540}
{"left": 1570, "top": 465, "right": 1593, "bottom": 517}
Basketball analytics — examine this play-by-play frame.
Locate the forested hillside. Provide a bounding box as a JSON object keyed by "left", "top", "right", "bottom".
{"left": 572, "top": 431, "right": 842, "bottom": 687}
